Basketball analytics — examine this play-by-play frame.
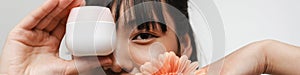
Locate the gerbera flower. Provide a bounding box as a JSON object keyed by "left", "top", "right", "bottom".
{"left": 136, "top": 52, "right": 202, "bottom": 75}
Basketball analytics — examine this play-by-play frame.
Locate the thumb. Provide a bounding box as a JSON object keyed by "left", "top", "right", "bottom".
{"left": 64, "top": 56, "right": 112, "bottom": 75}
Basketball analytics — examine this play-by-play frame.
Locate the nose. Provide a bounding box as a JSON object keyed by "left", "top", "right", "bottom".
{"left": 100, "top": 53, "right": 123, "bottom": 73}
{"left": 111, "top": 62, "right": 122, "bottom": 72}
{"left": 110, "top": 53, "right": 123, "bottom": 72}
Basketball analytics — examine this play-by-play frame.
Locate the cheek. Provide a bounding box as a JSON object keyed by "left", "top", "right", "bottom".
{"left": 128, "top": 36, "right": 178, "bottom": 67}
{"left": 128, "top": 44, "right": 152, "bottom": 66}
{"left": 159, "top": 35, "right": 178, "bottom": 52}
{"left": 158, "top": 30, "right": 179, "bottom": 53}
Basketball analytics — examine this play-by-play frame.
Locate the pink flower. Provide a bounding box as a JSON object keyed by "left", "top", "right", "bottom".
{"left": 136, "top": 52, "right": 201, "bottom": 75}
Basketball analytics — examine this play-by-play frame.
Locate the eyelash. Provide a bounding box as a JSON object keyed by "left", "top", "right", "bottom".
{"left": 131, "top": 32, "right": 159, "bottom": 44}
{"left": 132, "top": 33, "right": 158, "bottom": 40}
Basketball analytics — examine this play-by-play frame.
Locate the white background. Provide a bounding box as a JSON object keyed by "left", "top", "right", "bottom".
{"left": 1, "top": 0, "right": 300, "bottom": 66}
{"left": 214, "top": 0, "right": 300, "bottom": 54}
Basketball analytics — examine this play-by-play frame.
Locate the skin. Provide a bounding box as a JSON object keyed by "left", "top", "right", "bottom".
{"left": 108, "top": 22, "right": 179, "bottom": 74}
{"left": 0, "top": 0, "right": 185, "bottom": 74}
{"left": 200, "top": 40, "right": 300, "bottom": 75}
{"left": 1, "top": 0, "right": 300, "bottom": 75}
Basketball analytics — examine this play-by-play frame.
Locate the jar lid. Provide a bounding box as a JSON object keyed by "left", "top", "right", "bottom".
{"left": 67, "top": 6, "right": 114, "bottom": 23}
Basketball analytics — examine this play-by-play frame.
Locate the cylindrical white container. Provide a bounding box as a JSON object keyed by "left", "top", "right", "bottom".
{"left": 65, "top": 6, "right": 116, "bottom": 56}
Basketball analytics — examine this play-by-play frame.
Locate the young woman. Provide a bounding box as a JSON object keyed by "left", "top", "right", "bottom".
{"left": 1, "top": 0, "right": 300, "bottom": 75}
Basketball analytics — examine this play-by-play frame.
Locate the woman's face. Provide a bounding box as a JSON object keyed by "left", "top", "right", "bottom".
{"left": 102, "top": 0, "right": 183, "bottom": 74}
{"left": 115, "top": 8, "right": 179, "bottom": 71}
{"left": 125, "top": 22, "right": 178, "bottom": 66}
{"left": 109, "top": 2, "right": 179, "bottom": 74}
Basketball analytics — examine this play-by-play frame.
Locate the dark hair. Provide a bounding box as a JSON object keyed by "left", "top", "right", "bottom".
{"left": 86, "top": 0, "right": 197, "bottom": 62}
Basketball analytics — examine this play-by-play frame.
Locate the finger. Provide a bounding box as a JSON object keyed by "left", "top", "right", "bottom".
{"left": 44, "top": 0, "right": 85, "bottom": 32}
{"left": 50, "top": 17, "right": 67, "bottom": 41}
{"left": 35, "top": 0, "right": 73, "bottom": 30}
{"left": 42, "top": 6, "right": 69, "bottom": 33}
{"left": 80, "top": 0, "right": 86, "bottom": 6}
{"left": 17, "top": 0, "right": 58, "bottom": 30}
{"left": 50, "top": 0, "right": 85, "bottom": 41}
{"left": 43, "top": 16, "right": 61, "bottom": 32}
{"left": 65, "top": 56, "right": 112, "bottom": 75}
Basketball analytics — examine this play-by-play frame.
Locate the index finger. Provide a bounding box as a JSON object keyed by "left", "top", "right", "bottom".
{"left": 17, "top": 0, "right": 59, "bottom": 30}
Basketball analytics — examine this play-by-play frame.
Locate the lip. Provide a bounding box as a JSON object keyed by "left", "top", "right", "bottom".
{"left": 104, "top": 68, "right": 130, "bottom": 75}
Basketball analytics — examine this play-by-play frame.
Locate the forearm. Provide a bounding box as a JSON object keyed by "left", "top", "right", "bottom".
{"left": 205, "top": 40, "right": 300, "bottom": 74}
{"left": 0, "top": 56, "right": 6, "bottom": 75}
{"left": 0, "top": 53, "right": 4, "bottom": 74}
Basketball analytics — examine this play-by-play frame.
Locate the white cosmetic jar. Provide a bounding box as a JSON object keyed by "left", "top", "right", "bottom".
{"left": 65, "top": 6, "right": 116, "bottom": 56}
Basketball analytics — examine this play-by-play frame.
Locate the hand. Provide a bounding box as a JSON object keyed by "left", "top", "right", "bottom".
{"left": 0, "top": 0, "right": 113, "bottom": 75}
{"left": 200, "top": 40, "right": 300, "bottom": 75}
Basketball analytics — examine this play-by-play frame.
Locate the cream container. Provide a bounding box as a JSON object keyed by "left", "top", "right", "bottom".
{"left": 65, "top": 6, "right": 116, "bottom": 56}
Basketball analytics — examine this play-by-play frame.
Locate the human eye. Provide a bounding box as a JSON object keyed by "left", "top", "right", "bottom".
{"left": 131, "top": 33, "right": 158, "bottom": 44}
